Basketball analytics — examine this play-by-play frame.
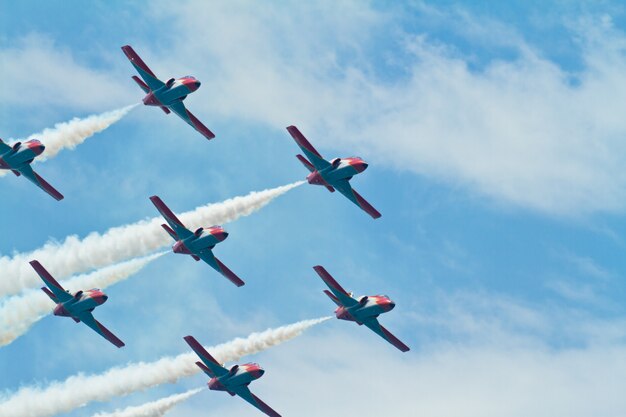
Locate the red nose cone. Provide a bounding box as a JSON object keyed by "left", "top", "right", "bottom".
{"left": 385, "top": 300, "right": 396, "bottom": 312}
{"left": 95, "top": 294, "right": 108, "bottom": 305}
{"left": 27, "top": 141, "right": 45, "bottom": 156}
{"left": 354, "top": 162, "right": 368, "bottom": 173}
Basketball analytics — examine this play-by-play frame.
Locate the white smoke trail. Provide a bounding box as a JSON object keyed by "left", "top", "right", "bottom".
{"left": 91, "top": 388, "right": 203, "bottom": 417}
{"left": 0, "top": 317, "right": 330, "bottom": 417}
{"left": 0, "top": 181, "right": 304, "bottom": 297}
{"left": 0, "top": 252, "right": 164, "bottom": 347}
{"left": 0, "top": 105, "right": 138, "bottom": 177}
{"left": 33, "top": 104, "right": 139, "bottom": 160}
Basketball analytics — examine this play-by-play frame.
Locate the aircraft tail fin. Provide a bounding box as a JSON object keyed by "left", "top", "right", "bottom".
{"left": 161, "top": 224, "right": 178, "bottom": 241}
{"left": 296, "top": 154, "right": 315, "bottom": 172}
{"left": 132, "top": 75, "right": 150, "bottom": 93}
{"left": 323, "top": 289, "right": 342, "bottom": 306}
{"left": 41, "top": 287, "right": 59, "bottom": 303}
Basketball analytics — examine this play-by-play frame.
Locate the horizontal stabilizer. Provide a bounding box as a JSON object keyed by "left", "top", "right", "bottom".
{"left": 323, "top": 289, "right": 341, "bottom": 306}
{"left": 131, "top": 75, "right": 150, "bottom": 93}
{"left": 296, "top": 154, "right": 315, "bottom": 172}
{"left": 161, "top": 223, "right": 178, "bottom": 240}
{"left": 195, "top": 361, "right": 214, "bottom": 377}
{"left": 41, "top": 287, "right": 58, "bottom": 303}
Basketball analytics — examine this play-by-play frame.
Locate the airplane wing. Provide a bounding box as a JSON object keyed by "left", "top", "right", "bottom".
{"left": 0, "top": 138, "right": 12, "bottom": 153}
{"left": 75, "top": 311, "right": 125, "bottom": 348}
{"left": 121, "top": 45, "right": 164, "bottom": 91}
{"left": 197, "top": 249, "right": 245, "bottom": 287}
{"left": 183, "top": 335, "right": 229, "bottom": 377}
{"left": 233, "top": 385, "right": 282, "bottom": 417}
{"left": 29, "top": 260, "right": 72, "bottom": 303}
{"left": 286, "top": 126, "right": 330, "bottom": 170}
{"left": 363, "top": 318, "right": 410, "bottom": 352}
{"left": 332, "top": 179, "right": 381, "bottom": 219}
{"left": 168, "top": 100, "right": 216, "bottom": 140}
{"left": 312, "top": 265, "right": 357, "bottom": 307}
{"left": 149, "top": 196, "right": 193, "bottom": 239}
{"left": 17, "top": 164, "right": 64, "bottom": 201}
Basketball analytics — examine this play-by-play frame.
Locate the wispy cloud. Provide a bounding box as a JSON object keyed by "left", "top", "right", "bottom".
{"left": 0, "top": 317, "right": 330, "bottom": 417}
{"left": 0, "top": 34, "right": 132, "bottom": 111}
{"left": 139, "top": 1, "right": 626, "bottom": 216}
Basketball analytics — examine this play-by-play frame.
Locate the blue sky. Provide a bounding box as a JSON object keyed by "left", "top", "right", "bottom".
{"left": 2, "top": 1, "right": 626, "bottom": 416}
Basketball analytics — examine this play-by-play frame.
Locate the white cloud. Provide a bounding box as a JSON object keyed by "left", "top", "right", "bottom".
{"left": 138, "top": 1, "right": 626, "bottom": 216}
{"left": 0, "top": 34, "right": 133, "bottom": 111}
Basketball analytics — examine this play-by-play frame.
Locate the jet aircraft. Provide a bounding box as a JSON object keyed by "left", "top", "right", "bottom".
{"left": 184, "top": 335, "right": 281, "bottom": 417}
{"left": 30, "top": 260, "right": 124, "bottom": 348}
{"left": 0, "top": 138, "right": 63, "bottom": 200}
{"left": 313, "top": 265, "right": 409, "bottom": 352}
{"left": 286, "top": 125, "right": 380, "bottom": 219}
{"left": 149, "top": 195, "right": 245, "bottom": 287}
{"left": 121, "top": 45, "right": 215, "bottom": 140}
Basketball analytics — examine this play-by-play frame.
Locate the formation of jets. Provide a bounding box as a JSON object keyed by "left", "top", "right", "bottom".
{"left": 4, "top": 45, "right": 409, "bottom": 417}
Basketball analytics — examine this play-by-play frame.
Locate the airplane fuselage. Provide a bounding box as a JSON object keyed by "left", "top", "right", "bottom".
{"left": 143, "top": 76, "right": 200, "bottom": 107}
{"left": 172, "top": 226, "right": 228, "bottom": 256}
{"left": 335, "top": 295, "right": 395, "bottom": 324}
{"left": 0, "top": 140, "right": 45, "bottom": 172}
{"left": 207, "top": 363, "right": 265, "bottom": 395}
{"left": 53, "top": 289, "right": 108, "bottom": 319}
{"left": 306, "top": 157, "right": 368, "bottom": 187}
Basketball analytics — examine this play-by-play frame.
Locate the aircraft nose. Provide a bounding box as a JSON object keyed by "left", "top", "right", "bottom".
{"left": 221, "top": 231, "right": 229, "bottom": 240}
{"left": 356, "top": 162, "right": 368, "bottom": 173}
{"left": 386, "top": 300, "right": 396, "bottom": 311}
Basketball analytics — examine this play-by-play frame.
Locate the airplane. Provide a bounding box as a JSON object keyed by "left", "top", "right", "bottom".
{"left": 286, "top": 125, "right": 381, "bottom": 219}
{"left": 121, "top": 45, "right": 216, "bottom": 141}
{"left": 29, "top": 260, "right": 125, "bottom": 348}
{"left": 184, "top": 335, "right": 281, "bottom": 417}
{"left": 313, "top": 265, "right": 410, "bottom": 352}
{"left": 149, "top": 195, "right": 245, "bottom": 287}
{"left": 0, "top": 138, "right": 63, "bottom": 201}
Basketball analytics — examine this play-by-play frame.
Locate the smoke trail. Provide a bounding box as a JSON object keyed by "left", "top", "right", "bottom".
{"left": 0, "top": 105, "right": 138, "bottom": 177}
{"left": 0, "top": 317, "right": 330, "bottom": 417}
{"left": 0, "top": 253, "right": 164, "bottom": 347}
{"left": 91, "top": 388, "right": 202, "bottom": 417}
{"left": 33, "top": 104, "right": 139, "bottom": 160}
{"left": 0, "top": 181, "right": 303, "bottom": 297}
